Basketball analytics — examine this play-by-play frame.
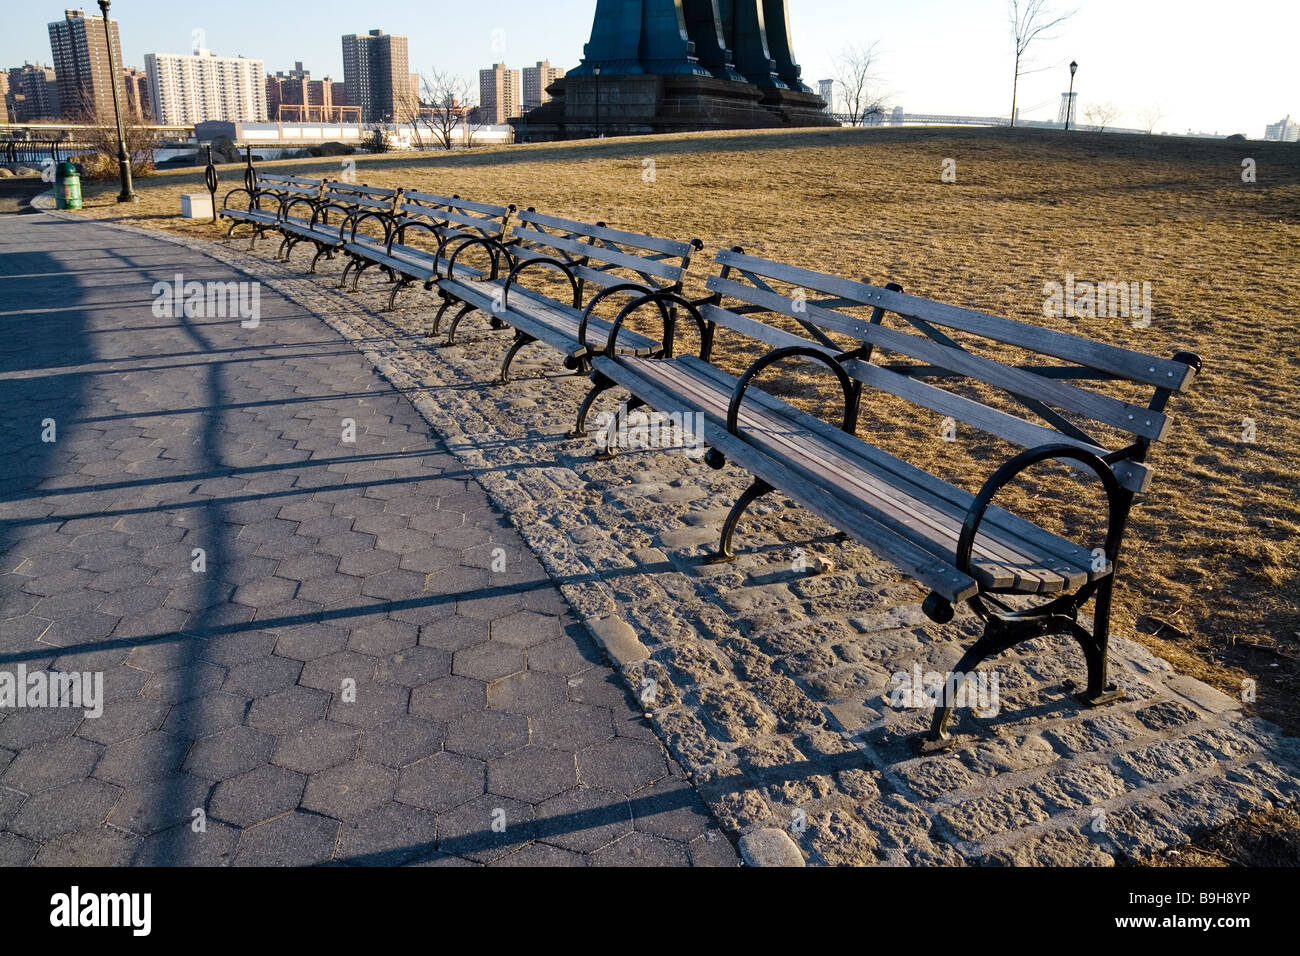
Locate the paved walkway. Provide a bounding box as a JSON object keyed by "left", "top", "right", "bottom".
{"left": 0, "top": 213, "right": 735, "bottom": 866}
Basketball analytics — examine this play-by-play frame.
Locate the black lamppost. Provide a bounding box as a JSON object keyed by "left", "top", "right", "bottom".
{"left": 1064, "top": 60, "right": 1078, "bottom": 131}
{"left": 98, "top": 0, "right": 136, "bottom": 202}
{"left": 593, "top": 66, "right": 601, "bottom": 139}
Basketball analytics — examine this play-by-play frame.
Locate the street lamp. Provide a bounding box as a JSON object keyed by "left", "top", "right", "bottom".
{"left": 592, "top": 66, "right": 602, "bottom": 139}
{"left": 98, "top": 0, "right": 136, "bottom": 202}
{"left": 1065, "top": 60, "right": 1078, "bottom": 131}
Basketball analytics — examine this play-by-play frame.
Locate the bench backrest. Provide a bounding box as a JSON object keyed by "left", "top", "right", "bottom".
{"left": 251, "top": 173, "right": 325, "bottom": 206}
{"left": 253, "top": 172, "right": 322, "bottom": 193}
{"left": 320, "top": 181, "right": 402, "bottom": 212}
{"left": 398, "top": 190, "right": 514, "bottom": 243}
{"left": 701, "top": 250, "right": 1201, "bottom": 494}
{"left": 510, "top": 208, "right": 701, "bottom": 296}
{"left": 309, "top": 181, "right": 404, "bottom": 235}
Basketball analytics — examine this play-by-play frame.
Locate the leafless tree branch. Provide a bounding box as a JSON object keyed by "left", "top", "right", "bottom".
{"left": 1008, "top": 0, "right": 1075, "bottom": 127}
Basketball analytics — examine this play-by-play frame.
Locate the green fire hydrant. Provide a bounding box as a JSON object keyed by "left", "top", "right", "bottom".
{"left": 55, "top": 161, "right": 82, "bottom": 210}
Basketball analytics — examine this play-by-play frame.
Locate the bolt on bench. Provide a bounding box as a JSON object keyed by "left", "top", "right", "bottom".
{"left": 431, "top": 209, "right": 703, "bottom": 385}
{"left": 585, "top": 248, "right": 1201, "bottom": 749}
{"left": 338, "top": 190, "right": 515, "bottom": 311}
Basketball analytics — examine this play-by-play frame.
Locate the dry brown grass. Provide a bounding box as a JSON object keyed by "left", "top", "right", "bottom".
{"left": 73, "top": 126, "right": 1300, "bottom": 738}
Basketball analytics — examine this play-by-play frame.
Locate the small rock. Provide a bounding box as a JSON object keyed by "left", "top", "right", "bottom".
{"left": 738, "top": 828, "right": 805, "bottom": 867}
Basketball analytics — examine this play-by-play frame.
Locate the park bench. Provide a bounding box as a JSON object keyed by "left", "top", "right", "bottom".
{"left": 338, "top": 190, "right": 515, "bottom": 311}
{"left": 219, "top": 173, "right": 325, "bottom": 250}
{"left": 430, "top": 208, "right": 704, "bottom": 384}
{"left": 584, "top": 248, "right": 1201, "bottom": 749}
{"left": 276, "top": 181, "right": 404, "bottom": 273}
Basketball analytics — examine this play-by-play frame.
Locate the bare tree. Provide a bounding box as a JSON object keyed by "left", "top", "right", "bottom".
{"left": 394, "top": 81, "right": 425, "bottom": 149}
{"left": 1083, "top": 102, "right": 1121, "bottom": 132}
{"left": 416, "top": 70, "right": 483, "bottom": 150}
{"left": 1008, "top": 0, "right": 1075, "bottom": 127}
{"left": 1137, "top": 105, "right": 1164, "bottom": 134}
{"left": 69, "top": 107, "right": 160, "bottom": 179}
{"left": 834, "top": 43, "right": 888, "bottom": 127}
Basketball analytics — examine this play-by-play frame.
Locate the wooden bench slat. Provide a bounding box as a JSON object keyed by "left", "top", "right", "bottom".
{"left": 838, "top": 358, "right": 1152, "bottom": 494}
{"left": 699, "top": 304, "right": 813, "bottom": 351}
{"left": 515, "top": 210, "right": 697, "bottom": 258}
{"left": 516, "top": 231, "right": 685, "bottom": 282}
{"left": 438, "top": 280, "right": 659, "bottom": 357}
{"left": 602, "top": 353, "right": 1101, "bottom": 592}
{"left": 643, "top": 359, "right": 1084, "bottom": 592}
{"left": 715, "top": 250, "right": 1195, "bottom": 392}
{"left": 707, "top": 276, "right": 1170, "bottom": 442}
{"left": 592, "top": 356, "right": 980, "bottom": 603}
{"left": 677, "top": 355, "right": 1105, "bottom": 585}
{"left": 645, "top": 363, "right": 1035, "bottom": 590}
{"left": 403, "top": 190, "right": 512, "bottom": 218}
{"left": 398, "top": 208, "right": 503, "bottom": 234}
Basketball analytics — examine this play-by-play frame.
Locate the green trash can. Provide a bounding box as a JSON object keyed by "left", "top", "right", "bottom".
{"left": 55, "top": 161, "right": 82, "bottom": 210}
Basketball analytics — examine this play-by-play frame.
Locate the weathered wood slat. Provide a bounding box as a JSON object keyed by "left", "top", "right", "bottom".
{"left": 515, "top": 211, "right": 696, "bottom": 258}
{"left": 257, "top": 174, "right": 322, "bottom": 188}
{"left": 600, "top": 353, "right": 1102, "bottom": 592}
{"left": 439, "top": 280, "right": 659, "bottom": 357}
{"left": 677, "top": 355, "right": 1104, "bottom": 585}
{"left": 403, "top": 190, "right": 512, "bottom": 218}
{"left": 398, "top": 207, "right": 502, "bottom": 234}
{"left": 714, "top": 250, "right": 1195, "bottom": 392}
{"left": 518, "top": 231, "right": 684, "bottom": 282}
{"left": 838, "top": 358, "right": 1152, "bottom": 493}
{"left": 699, "top": 303, "right": 812, "bottom": 350}
{"left": 592, "top": 356, "right": 980, "bottom": 603}
{"left": 707, "top": 275, "right": 1169, "bottom": 441}
{"left": 641, "top": 359, "right": 1077, "bottom": 592}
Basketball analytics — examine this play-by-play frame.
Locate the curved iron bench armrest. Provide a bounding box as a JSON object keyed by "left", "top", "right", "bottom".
{"left": 726, "top": 346, "right": 857, "bottom": 438}
{"left": 445, "top": 236, "right": 510, "bottom": 281}
{"left": 278, "top": 195, "right": 318, "bottom": 224}
{"left": 578, "top": 284, "right": 654, "bottom": 354}
{"left": 389, "top": 218, "right": 441, "bottom": 256}
{"left": 432, "top": 231, "right": 477, "bottom": 265}
{"left": 501, "top": 257, "right": 580, "bottom": 312}
{"left": 955, "top": 443, "right": 1125, "bottom": 588}
{"left": 221, "top": 186, "right": 256, "bottom": 210}
{"left": 308, "top": 200, "right": 348, "bottom": 232}
{"left": 347, "top": 209, "right": 394, "bottom": 246}
{"left": 600, "top": 290, "right": 707, "bottom": 360}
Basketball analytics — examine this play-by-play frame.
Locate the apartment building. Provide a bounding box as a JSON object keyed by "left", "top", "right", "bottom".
{"left": 145, "top": 49, "right": 267, "bottom": 125}
{"left": 341, "top": 29, "right": 409, "bottom": 124}
{"left": 47, "top": 8, "right": 121, "bottom": 119}
{"left": 522, "top": 61, "right": 564, "bottom": 110}
{"left": 479, "top": 63, "right": 522, "bottom": 125}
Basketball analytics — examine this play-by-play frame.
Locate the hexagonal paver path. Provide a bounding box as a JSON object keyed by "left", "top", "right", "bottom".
{"left": 0, "top": 214, "right": 735, "bottom": 867}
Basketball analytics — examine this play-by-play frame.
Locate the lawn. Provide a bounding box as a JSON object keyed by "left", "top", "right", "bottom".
{"left": 73, "top": 125, "right": 1300, "bottom": 737}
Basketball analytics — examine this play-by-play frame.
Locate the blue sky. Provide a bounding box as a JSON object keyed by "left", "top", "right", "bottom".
{"left": 4, "top": 1, "right": 1296, "bottom": 136}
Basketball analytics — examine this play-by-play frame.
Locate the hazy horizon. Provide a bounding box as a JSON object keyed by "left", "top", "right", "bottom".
{"left": 2, "top": 1, "right": 1295, "bottom": 137}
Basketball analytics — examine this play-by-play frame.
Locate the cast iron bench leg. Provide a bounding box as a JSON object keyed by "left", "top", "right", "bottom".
{"left": 385, "top": 277, "right": 413, "bottom": 312}
{"left": 498, "top": 330, "right": 537, "bottom": 384}
{"left": 444, "top": 303, "right": 477, "bottom": 346}
{"left": 917, "top": 577, "right": 1124, "bottom": 753}
{"left": 593, "top": 396, "right": 646, "bottom": 461}
{"left": 428, "top": 296, "right": 454, "bottom": 337}
{"left": 704, "top": 477, "right": 774, "bottom": 564}
{"left": 309, "top": 244, "right": 331, "bottom": 273}
{"left": 569, "top": 374, "right": 615, "bottom": 439}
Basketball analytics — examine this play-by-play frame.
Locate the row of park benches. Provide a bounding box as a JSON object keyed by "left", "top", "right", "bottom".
{"left": 220, "top": 167, "right": 1202, "bottom": 749}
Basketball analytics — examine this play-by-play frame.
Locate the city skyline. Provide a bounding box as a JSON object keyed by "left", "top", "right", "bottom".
{"left": 0, "top": 1, "right": 1296, "bottom": 136}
